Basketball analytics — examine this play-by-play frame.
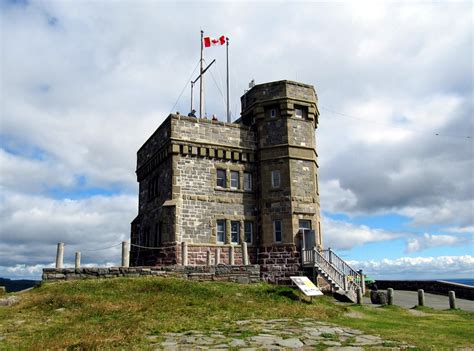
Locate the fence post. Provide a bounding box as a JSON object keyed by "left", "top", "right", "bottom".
{"left": 122, "top": 241, "right": 130, "bottom": 267}
{"left": 343, "top": 275, "right": 348, "bottom": 291}
{"left": 181, "top": 242, "right": 188, "bottom": 266}
{"left": 56, "top": 242, "right": 64, "bottom": 269}
{"left": 328, "top": 247, "right": 332, "bottom": 264}
{"left": 449, "top": 291, "right": 457, "bottom": 309}
{"left": 75, "top": 252, "right": 81, "bottom": 269}
{"left": 215, "top": 247, "right": 221, "bottom": 265}
{"left": 358, "top": 269, "right": 365, "bottom": 294}
{"left": 241, "top": 242, "right": 249, "bottom": 265}
{"left": 229, "top": 246, "right": 234, "bottom": 265}
{"left": 387, "top": 288, "right": 394, "bottom": 305}
{"left": 206, "top": 250, "right": 211, "bottom": 266}
{"left": 356, "top": 287, "right": 363, "bottom": 305}
{"left": 418, "top": 289, "right": 425, "bottom": 306}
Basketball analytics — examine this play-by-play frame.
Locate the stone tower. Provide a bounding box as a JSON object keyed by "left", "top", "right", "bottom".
{"left": 131, "top": 80, "right": 321, "bottom": 283}
{"left": 239, "top": 81, "right": 322, "bottom": 274}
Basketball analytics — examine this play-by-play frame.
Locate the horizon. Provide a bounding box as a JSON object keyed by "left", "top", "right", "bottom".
{"left": 1, "top": 0, "right": 472, "bottom": 281}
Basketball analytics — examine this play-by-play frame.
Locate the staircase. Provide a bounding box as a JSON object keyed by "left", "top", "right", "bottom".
{"left": 301, "top": 248, "right": 364, "bottom": 302}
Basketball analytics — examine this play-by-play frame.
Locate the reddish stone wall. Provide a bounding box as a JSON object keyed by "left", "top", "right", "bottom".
{"left": 258, "top": 245, "right": 302, "bottom": 285}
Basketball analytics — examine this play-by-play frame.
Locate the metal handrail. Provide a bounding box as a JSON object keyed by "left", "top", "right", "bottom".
{"left": 302, "top": 248, "right": 363, "bottom": 293}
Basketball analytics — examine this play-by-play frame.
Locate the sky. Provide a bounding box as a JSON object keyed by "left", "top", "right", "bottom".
{"left": 0, "top": 0, "right": 473, "bottom": 281}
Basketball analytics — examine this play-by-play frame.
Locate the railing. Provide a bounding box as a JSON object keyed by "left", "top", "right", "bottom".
{"left": 322, "top": 248, "right": 363, "bottom": 291}
{"left": 302, "top": 247, "right": 364, "bottom": 293}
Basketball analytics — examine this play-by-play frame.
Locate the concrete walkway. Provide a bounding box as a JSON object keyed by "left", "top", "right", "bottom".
{"left": 364, "top": 290, "right": 474, "bottom": 311}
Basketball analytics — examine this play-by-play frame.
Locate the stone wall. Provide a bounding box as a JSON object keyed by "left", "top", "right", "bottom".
{"left": 258, "top": 245, "right": 301, "bottom": 285}
{"left": 42, "top": 265, "right": 261, "bottom": 284}
{"left": 375, "top": 280, "right": 474, "bottom": 301}
{"left": 171, "top": 115, "right": 256, "bottom": 150}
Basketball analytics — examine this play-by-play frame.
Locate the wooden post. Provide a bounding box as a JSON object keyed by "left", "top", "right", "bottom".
{"left": 418, "top": 289, "right": 425, "bottom": 306}
{"left": 181, "top": 242, "right": 188, "bottom": 266}
{"left": 343, "top": 276, "right": 348, "bottom": 291}
{"left": 122, "top": 241, "right": 130, "bottom": 267}
{"left": 215, "top": 247, "right": 221, "bottom": 265}
{"left": 241, "top": 242, "right": 249, "bottom": 265}
{"left": 387, "top": 288, "right": 394, "bottom": 305}
{"left": 229, "top": 246, "right": 234, "bottom": 265}
{"left": 75, "top": 252, "right": 81, "bottom": 269}
{"left": 328, "top": 247, "right": 332, "bottom": 264}
{"left": 206, "top": 250, "right": 211, "bottom": 266}
{"left": 356, "top": 287, "right": 363, "bottom": 305}
{"left": 55, "top": 242, "right": 64, "bottom": 269}
{"left": 449, "top": 291, "right": 457, "bottom": 309}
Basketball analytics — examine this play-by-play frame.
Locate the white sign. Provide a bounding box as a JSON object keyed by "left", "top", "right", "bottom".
{"left": 290, "top": 276, "right": 324, "bottom": 297}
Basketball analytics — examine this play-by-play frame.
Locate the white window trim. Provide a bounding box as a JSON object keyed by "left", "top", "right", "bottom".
{"left": 216, "top": 169, "right": 226, "bottom": 188}
{"left": 230, "top": 171, "right": 240, "bottom": 189}
{"left": 271, "top": 170, "right": 281, "bottom": 188}
{"left": 295, "top": 107, "right": 303, "bottom": 119}
{"left": 216, "top": 220, "right": 226, "bottom": 243}
{"left": 230, "top": 221, "right": 240, "bottom": 244}
{"left": 273, "top": 220, "right": 282, "bottom": 243}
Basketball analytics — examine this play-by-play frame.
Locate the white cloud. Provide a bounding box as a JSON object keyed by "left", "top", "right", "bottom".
{"left": 405, "top": 233, "right": 467, "bottom": 253}
{"left": 349, "top": 255, "right": 474, "bottom": 280}
{"left": 323, "top": 217, "right": 402, "bottom": 250}
{"left": 0, "top": 1, "right": 472, "bottom": 278}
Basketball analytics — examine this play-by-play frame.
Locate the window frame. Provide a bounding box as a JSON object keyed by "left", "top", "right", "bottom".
{"left": 230, "top": 221, "right": 240, "bottom": 244}
{"left": 270, "top": 108, "right": 277, "bottom": 118}
{"left": 244, "top": 221, "right": 253, "bottom": 244}
{"left": 230, "top": 170, "right": 240, "bottom": 189}
{"left": 216, "top": 169, "right": 226, "bottom": 188}
{"left": 271, "top": 170, "right": 281, "bottom": 188}
{"left": 216, "top": 220, "right": 226, "bottom": 243}
{"left": 243, "top": 172, "right": 252, "bottom": 191}
{"left": 295, "top": 107, "right": 303, "bottom": 119}
{"left": 273, "top": 220, "right": 282, "bottom": 243}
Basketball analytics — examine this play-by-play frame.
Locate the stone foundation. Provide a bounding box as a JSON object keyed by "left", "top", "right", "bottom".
{"left": 42, "top": 265, "right": 260, "bottom": 284}
{"left": 258, "top": 245, "right": 303, "bottom": 285}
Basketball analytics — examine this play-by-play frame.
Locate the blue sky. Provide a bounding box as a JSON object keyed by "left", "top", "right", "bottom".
{"left": 0, "top": 0, "right": 472, "bottom": 280}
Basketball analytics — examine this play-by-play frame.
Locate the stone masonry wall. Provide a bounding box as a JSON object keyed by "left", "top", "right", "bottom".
{"left": 258, "top": 245, "right": 301, "bottom": 285}
{"left": 43, "top": 265, "right": 261, "bottom": 284}
{"left": 176, "top": 155, "right": 257, "bottom": 245}
{"left": 171, "top": 115, "right": 256, "bottom": 150}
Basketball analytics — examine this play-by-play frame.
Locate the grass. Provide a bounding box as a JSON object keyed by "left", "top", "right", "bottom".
{"left": 0, "top": 277, "right": 472, "bottom": 350}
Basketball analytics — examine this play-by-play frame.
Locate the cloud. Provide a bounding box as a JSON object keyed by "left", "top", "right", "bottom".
{"left": 0, "top": 191, "right": 136, "bottom": 268}
{"left": 0, "top": 1, "right": 472, "bottom": 278}
{"left": 349, "top": 255, "right": 474, "bottom": 280}
{"left": 405, "top": 233, "right": 473, "bottom": 253}
{"left": 323, "top": 217, "right": 402, "bottom": 250}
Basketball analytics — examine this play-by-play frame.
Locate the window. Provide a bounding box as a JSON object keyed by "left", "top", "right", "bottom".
{"left": 217, "top": 220, "right": 226, "bottom": 243}
{"left": 270, "top": 109, "right": 277, "bottom": 118}
{"left": 230, "top": 171, "right": 239, "bottom": 189}
{"left": 273, "top": 220, "right": 282, "bottom": 243}
{"left": 244, "top": 172, "right": 252, "bottom": 191}
{"left": 244, "top": 222, "right": 253, "bottom": 244}
{"left": 295, "top": 107, "right": 303, "bottom": 119}
{"left": 231, "top": 221, "right": 240, "bottom": 244}
{"left": 217, "top": 169, "right": 226, "bottom": 187}
{"left": 271, "top": 170, "right": 281, "bottom": 188}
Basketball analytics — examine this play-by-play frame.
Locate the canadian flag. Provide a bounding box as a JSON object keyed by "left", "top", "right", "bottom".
{"left": 203, "top": 35, "right": 226, "bottom": 47}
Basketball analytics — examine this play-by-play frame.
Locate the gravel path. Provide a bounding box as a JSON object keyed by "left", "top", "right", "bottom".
{"left": 146, "top": 318, "right": 415, "bottom": 350}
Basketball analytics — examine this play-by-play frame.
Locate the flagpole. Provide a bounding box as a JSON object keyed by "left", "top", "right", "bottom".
{"left": 200, "top": 30, "right": 204, "bottom": 118}
{"left": 226, "top": 37, "right": 230, "bottom": 123}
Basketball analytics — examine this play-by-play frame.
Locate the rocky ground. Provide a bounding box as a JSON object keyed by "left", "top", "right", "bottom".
{"left": 146, "top": 318, "right": 415, "bottom": 350}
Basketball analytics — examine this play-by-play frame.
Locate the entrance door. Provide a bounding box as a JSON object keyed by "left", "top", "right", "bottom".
{"left": 299, "top": 220, "right": 315, "bottom": 249}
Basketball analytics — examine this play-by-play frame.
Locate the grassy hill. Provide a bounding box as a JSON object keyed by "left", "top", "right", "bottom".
{"left": 0, "top": 277, "right": 472, "bottom": 350}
